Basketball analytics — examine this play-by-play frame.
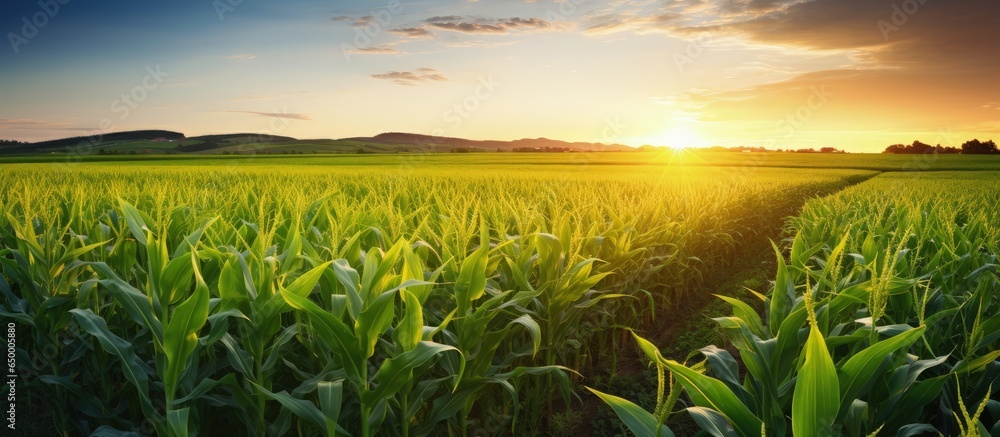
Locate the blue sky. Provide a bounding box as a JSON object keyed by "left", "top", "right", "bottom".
{"left": 2, "top": 0, "right": 998, "bottom": 151}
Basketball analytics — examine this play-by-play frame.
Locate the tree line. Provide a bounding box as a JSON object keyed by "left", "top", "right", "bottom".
{"left": 883, "top": 139, "right": 999, "bottom": 154}
{"left": 703, "top": 146, "right": 848, "bottom": 153}
{"left": 0, "top": 139, "right": 28, "bottom": 148}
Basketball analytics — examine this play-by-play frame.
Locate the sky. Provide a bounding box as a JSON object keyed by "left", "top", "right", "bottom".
{"left": 1, "top": 0, "right": 998, "bottom": 152}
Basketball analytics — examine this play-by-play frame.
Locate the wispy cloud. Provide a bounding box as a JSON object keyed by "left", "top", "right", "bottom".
{"left": 351, "top": 16, "right": 377, "bottom": 28}
{"left": 228, "top": 111, "right": 312, "bottom": 120}
{"left": 583, "top": 13, "right": 681, "bottom": 35}
{"left": 229, "top": 92, "right": 308, "bottom": 102}
{"left": 424, "top": 16, "right": 555, "bottom": 34}
{"left": 370, "top": 68, "right": 449, "bottom": 86}
{"left": 389, "top": 27, "right": 434, "bottom": 39}
{"left": 221, "top": 54, "right": 257, "bottom": 60}
{"left": 345, "top": 46, "right": 403, "bottom": 55}
{"left": 0, "top": 118, "right": 74, "bottom": 131}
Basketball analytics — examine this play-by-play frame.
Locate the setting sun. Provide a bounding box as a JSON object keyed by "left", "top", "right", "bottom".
{"left": 654, "top": 125, "right": 705, "bottom": 149}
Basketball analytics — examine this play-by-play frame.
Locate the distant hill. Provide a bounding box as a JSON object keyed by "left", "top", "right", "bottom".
{"left": 1, "top": 130, "right": 636, "bottom": 155}
{"left": 7, "top": 130, "right": 186, "bottom": 153}
{"left": 346, "top": 132, "right": 633, "bottom": 152}
{"left": 187, "top": 133, "right": 297, "bottom": 143}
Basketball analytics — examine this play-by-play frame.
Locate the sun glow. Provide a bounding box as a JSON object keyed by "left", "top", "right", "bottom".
{"left": 655, "top": 125, "right": 706, "bottom": 150}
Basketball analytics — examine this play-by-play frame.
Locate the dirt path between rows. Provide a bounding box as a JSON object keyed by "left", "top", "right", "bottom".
{"left": 567, "top": 171, "right": 883, "bottom": 437}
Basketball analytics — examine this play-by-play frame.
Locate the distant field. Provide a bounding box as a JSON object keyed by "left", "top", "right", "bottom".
{"left": 4, "top": 149, "right": 1000, "bottom": 172}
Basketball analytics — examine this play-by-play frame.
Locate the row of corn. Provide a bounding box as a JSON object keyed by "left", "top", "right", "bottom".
{"left": 598, "top": 172, "right": 1000, "bottom": 436}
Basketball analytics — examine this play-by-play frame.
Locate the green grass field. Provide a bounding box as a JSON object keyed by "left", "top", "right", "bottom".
{"left": 0, "top": 153, "right": 997, "bottom": 436}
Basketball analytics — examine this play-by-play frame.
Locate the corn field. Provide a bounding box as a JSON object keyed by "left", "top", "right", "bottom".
{"left": 0, "top": 161, "right": 876, "bottom": 435}
{"left": 597, "top": 171, "right": 1000, "bottom": 436}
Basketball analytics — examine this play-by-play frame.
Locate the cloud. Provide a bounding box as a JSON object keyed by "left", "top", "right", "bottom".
{"left": 229, "top": 111, "right": 312, "bottom": 121}
{"left": 230, "top": 92, "right": 308, "bottom": 102}
{"left": 667, "top": 0, "right": 999, "bottom": 67}
{"left": 345, "top": 46, "right": 403, "bottom": 55}
{"left": 221, "top": 54, "right": 257, "bottom": 60}
{"left": 641, "top": 0, "right": 1000, "bottom": 141}
{"left": 390, "top": 27, "right": 434, "bottom": 39}
{"left": 0, "top": 118, "right": 56, "bottom": 127}
{"left": 351, "top": 16, "right": 377, "bottom": 28}
{"left": 584, "top": 13, "right": 682, "bottom": 34}
{"left": 370, "top": 68, "right": 449, "bottom": 86}
{"left": 331, "top": 15, "right": 352, "bottom": 22}
{"left": 441, "top": 39, "right": 517, "bottom": 48}
{"left": 424, "top": 16, "right": 555, "bottom": 34}
{"left": 0, "top": 118, "right": 74, "bottom": 131}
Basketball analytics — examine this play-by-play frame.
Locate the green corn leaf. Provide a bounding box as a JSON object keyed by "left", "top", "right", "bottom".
{"left": 318, "top": 380, "right": 344, "bottom": 436}
{"left": 332, "top": 259, "right": 363, "bottom": 320}
{"left": 162, "top": 253, "right": 211, "bottom": 399}
{"left": 280, "top": 289, "right": 364, "bottom": 388}
{"left": 660, "top": 359, "right": 763, "bottom": 437}
{"left": 167, "top": 407, "right": 190, "bottom": 437}
{"left": 686, "top": 407, "right": 738, "bottom": 437}
{"left": 251, "top": 382, "right": 330, "bottom": 434}
{"left": 119, "top": 199, "right": 149, "bottom": 246}
{"left": 87, "top": 261, "right": 164, "bottom": 345}
{"left": 395, "top": 289, "right": 423, "bottom": 353}
{"left": 587, "top": 387, "right": 674, "bottom": 437}
{"left": 509, "top": 314, "right": 542, "bottom": 357}
{"left": 700, "top": 345, "right": 756, "bottom": 410}
{"left": 53, "top": 239, "right": 109, "bottom": 270}
{"left": 954, "top": 350, "right": 1000, "bottom": 374}
{"left": 770, "top": 240, "right": 795, "bottom": 333}
{"left": 356, "top": 288, "right": 398, "bottom": 359}
{"left": 284, "top": 261, "right": 334, "bottom": 298}
{"left": 716, "top": 294, "right": 767, "bottom": 338}
{"left": 837, "top": 326, "right": 925, "bottom": 420}
{"left": 69, "top": 308, "right": 161, "bottom": 425}
{"left": 171, "top": 217, "right": 217, "bottom": 258}
{"left": 218, "top": 258, "right": 249, "bottom": 308}
{"left": 455, "top": 244, "right": 488, "bottom": 315}
{"left": 363, "top": 341, "right": 463, "bottom": 405}
{"left": 160, "top": 254, "right": 194, "bottom": 305}
{"left": 895, "top": 424, "right": 941, "bottom": 437}
{"left": 792, "top": 322, "right": 840, "bottom": 436}
{"left": 171, "top": 374, "right": 239, "bottom": 406}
